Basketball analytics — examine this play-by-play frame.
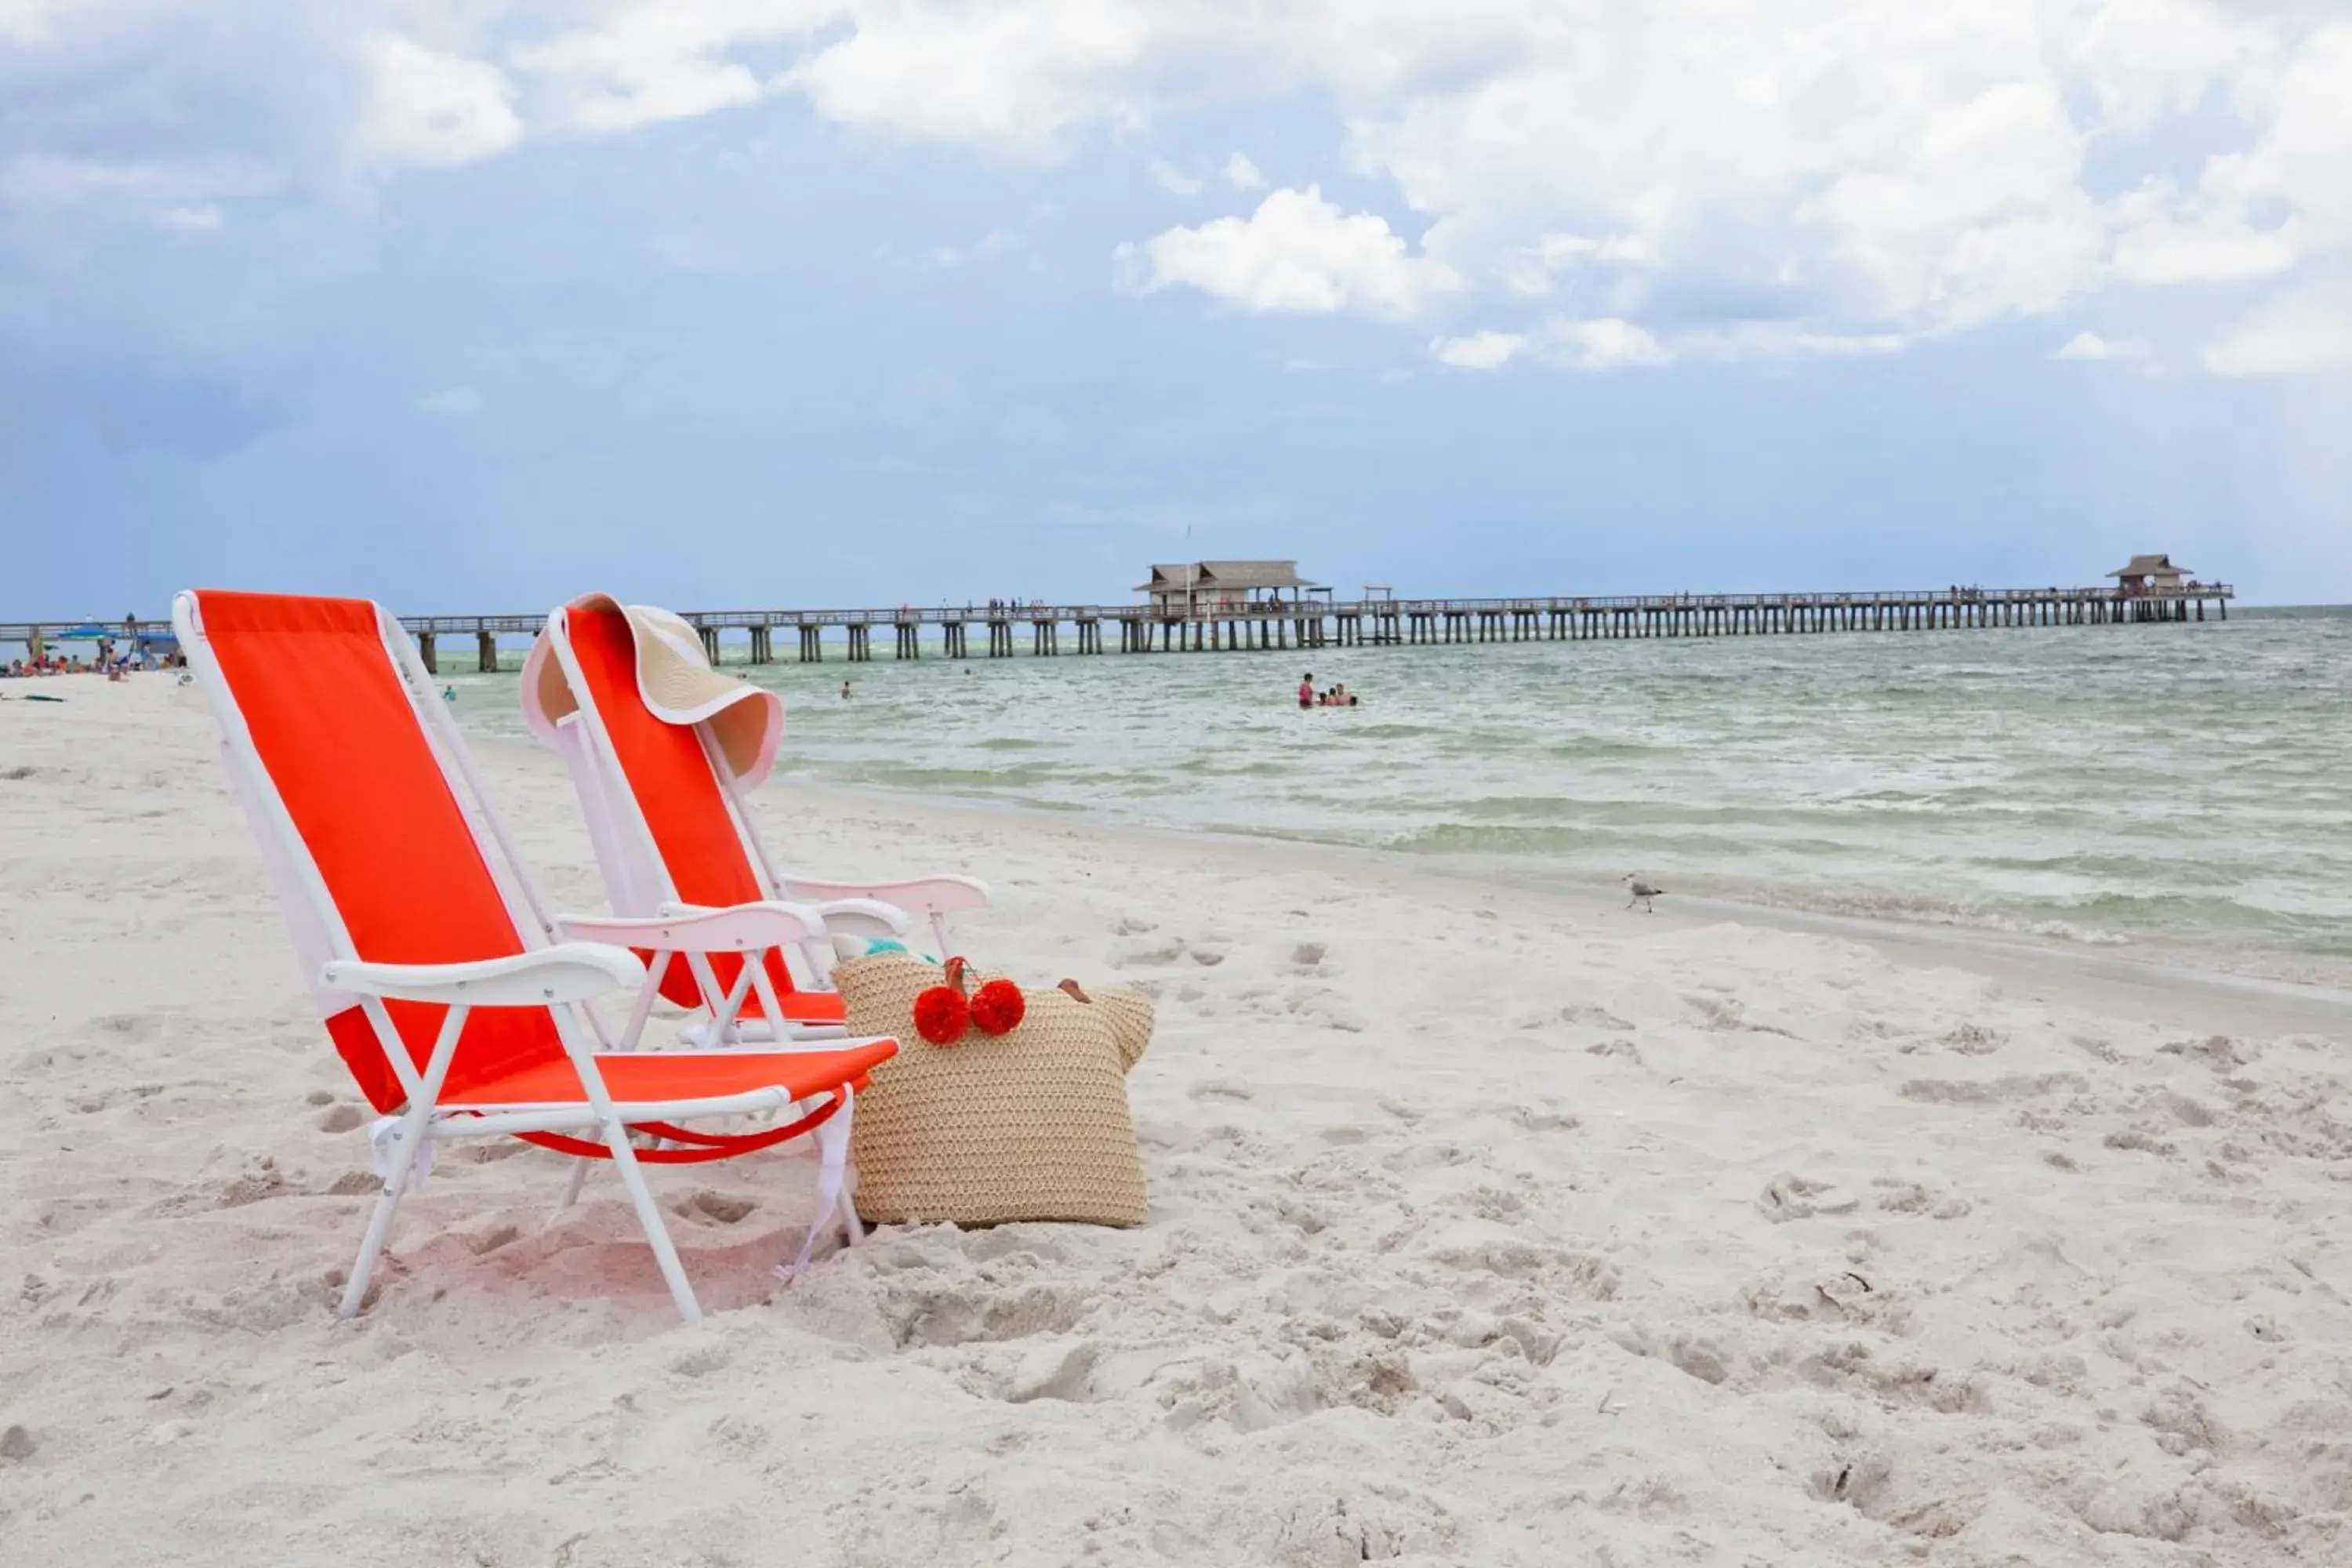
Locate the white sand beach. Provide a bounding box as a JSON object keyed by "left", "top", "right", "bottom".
{"left": 4, "top": 674, "right": 2350, "bottom": 1566}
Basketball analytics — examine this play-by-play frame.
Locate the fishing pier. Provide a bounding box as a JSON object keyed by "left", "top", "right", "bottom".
{"left": 401, "top": 579, "right": 2228, "bottom": 672}
{"left": 2, "top": 559, "right": 2234, "bottom": 673}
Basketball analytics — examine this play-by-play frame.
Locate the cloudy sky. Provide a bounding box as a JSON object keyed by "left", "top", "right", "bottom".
{"left": 5, "top": 0, "right": 2348, "bottom": 615}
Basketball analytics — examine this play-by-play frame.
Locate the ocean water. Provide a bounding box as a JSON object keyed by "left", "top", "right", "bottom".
{"left": 451, "top": 607, "right": 2352, "bottom": 988}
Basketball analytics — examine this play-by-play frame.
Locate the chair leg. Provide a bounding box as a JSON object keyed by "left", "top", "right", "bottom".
{"left": 555, "top": 1158, "right": 591, "bottom": 1212}
{"left": 601, "top": 1115, "right": 702, "bottom": 1324}
{"left": 340, "top": 1123, "right": 429, "bottom": 1318}
{"left": 777, "top": 1094, "right": 855, "bottom": 1283}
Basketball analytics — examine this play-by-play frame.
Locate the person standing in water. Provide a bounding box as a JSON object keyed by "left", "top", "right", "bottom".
{"left": 840, "top": 681, "right": 852, "bottom": 699}
{"left": 1298, "top": 673, "right": 1314, "bottom": 711}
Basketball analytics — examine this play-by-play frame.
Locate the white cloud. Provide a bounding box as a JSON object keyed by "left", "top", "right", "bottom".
{"left": 2109, "top": 24, "right": 2352, "bottom": 285}
{"left": 514, "top": 8, "right": 781, "bottom": 133}
{"left": 2205, "top": 20, "right": 2352, "bottom": 227}
{"left": 1120, "top": 186, "right": 1460, "bottom": 318}
{"left": 1476, "top": 315, "right": 1901, "bottom": 368}
{"left": 1792, "top": 82, "right": 2106, "bottom": 331}
{"left": 154, "top": 204, "right": 223, "bottom": 234}
{"left": 1432, "top": 314, "right": 1679, "bottom": 372}
{"left": 761, "top": 2, "right": 2342, "bottom": 358}
{"left": 1544, "top": 317, "right": 1670, "bottom": 370}
{"left": 2205, "top": 286, "right": 2352, "bottom": 376}
{"left": 353, "top": 35, "right": 519, "bottom": 169}
{"left": 10, "top": 0, "right": 2352, "bottom": 380}
{"left": 1498, "top": 230, "right": 1653, "bottom": 295}
{"left": 2111, "top": 202, "right": 2303, "bottom": 285}
{"left": 786, "top": 2, "right": 1160, "bottom": 151}
{"left": 416, "top": 386, "right": 485, "bottom": 416}
{"left": 2071, "top": 0, "right": 2270, "bottom": 134}
{"left": 2053, "top": 331, "right": 2150, "bottom": 361}
{"left": 1148, "top": 158, "right": 1202, "bottom": 195}
{"left": 1430, "top": 330, "right": 1523, "bottom": 369}
{"left": 1500, "top": 234, "right": 1592, "bottom": 296}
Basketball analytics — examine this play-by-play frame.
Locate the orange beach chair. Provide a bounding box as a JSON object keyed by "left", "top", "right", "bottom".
{"left": 521, "top": 595, "right": 989, "bottom": 1045}
{"left": 174, "top": 589, "right": 895, "bottom": 1323}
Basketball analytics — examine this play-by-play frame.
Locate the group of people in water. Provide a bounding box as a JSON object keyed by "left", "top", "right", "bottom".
{"left": 1297, "top": 673, "right": 1359, "bottom": 709}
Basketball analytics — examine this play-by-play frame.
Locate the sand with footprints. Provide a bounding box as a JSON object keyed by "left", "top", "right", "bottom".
{"left": 4, "top": 677, "right": 2350, "bottom": 1565}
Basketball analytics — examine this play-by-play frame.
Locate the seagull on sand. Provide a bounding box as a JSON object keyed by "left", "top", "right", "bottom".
{"left": 1623, "top": 874, "right": 1665, "bottom": 913}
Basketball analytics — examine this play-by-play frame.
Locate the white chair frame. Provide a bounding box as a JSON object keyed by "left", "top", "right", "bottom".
{"left": 537, "top": 602, "right": 991, "bottom": 1043}
{"left": 174, "top": 591, "right": 884, "bottom": 1324}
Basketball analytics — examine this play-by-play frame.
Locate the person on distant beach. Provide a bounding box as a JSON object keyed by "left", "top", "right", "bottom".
{"left": 1298, "top": 673, "right": 1314, "bottom": 710}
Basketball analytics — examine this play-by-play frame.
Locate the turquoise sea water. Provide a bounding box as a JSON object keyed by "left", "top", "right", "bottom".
{"left": 452, "top": 607, "right": 2352, "bottom": 987}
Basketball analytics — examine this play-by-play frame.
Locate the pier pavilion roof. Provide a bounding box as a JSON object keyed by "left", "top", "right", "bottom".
{"left": 1136, "top": 561, "right": 1310, "bottom": 593}
{"left": 2107, "top": 554, "right": 2191, "bottom": 579}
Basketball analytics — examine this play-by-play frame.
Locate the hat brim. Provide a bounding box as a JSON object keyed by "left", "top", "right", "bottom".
{"left": 521, "top": 593, "right": 784, "bottom": 787}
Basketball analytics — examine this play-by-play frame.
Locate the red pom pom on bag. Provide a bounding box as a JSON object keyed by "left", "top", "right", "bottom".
{"left": 969, "top": 978, "right": 1026, "bottom": 1036}
{"left": 913, "top": 958, "right": 973, "bottom": 1044}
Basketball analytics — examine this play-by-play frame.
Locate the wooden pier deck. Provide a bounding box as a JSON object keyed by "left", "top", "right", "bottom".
{"left": 2, "top": 583, "right": 2234, "bottom": 673}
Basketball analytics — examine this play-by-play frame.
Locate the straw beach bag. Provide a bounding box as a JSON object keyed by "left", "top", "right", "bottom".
{"left": 833, "top": 954, "right": 1153, "bottom": 1227}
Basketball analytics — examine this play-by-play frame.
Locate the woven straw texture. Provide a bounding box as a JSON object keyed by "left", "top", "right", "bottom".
{"left": 834, "top": 955, "right": 1153, "bottom": 1227}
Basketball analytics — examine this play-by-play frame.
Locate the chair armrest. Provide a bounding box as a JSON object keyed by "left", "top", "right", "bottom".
{"left": 564, "top": 902, "right": 825, "bottom": 953}
{"left": 645, "top": 897, "right": 911, "bottom": 942}
{"left": 778, "top": 875, "right": 990, "bottom": 916}
{"left": 800, "top": 898, "right": 914, "bottom": 938}
{"left": 321, "top": 944, "right": 645, "bottom": 1006}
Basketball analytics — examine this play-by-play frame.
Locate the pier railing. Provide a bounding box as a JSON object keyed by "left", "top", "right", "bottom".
{"left": 2, "top": 581, "right": 2236, "bottom": 670}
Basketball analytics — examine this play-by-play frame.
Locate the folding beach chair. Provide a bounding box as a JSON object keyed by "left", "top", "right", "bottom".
{"left": 174, "top": 589, "right": 896, "bottom": 1323}
{"left": 521, "top": 595, "right": 989, "bottom": 1045}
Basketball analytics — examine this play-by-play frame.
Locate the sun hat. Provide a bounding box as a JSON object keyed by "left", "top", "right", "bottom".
{"left": 520, "top": 593, "right": 783, "bottom": 786}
